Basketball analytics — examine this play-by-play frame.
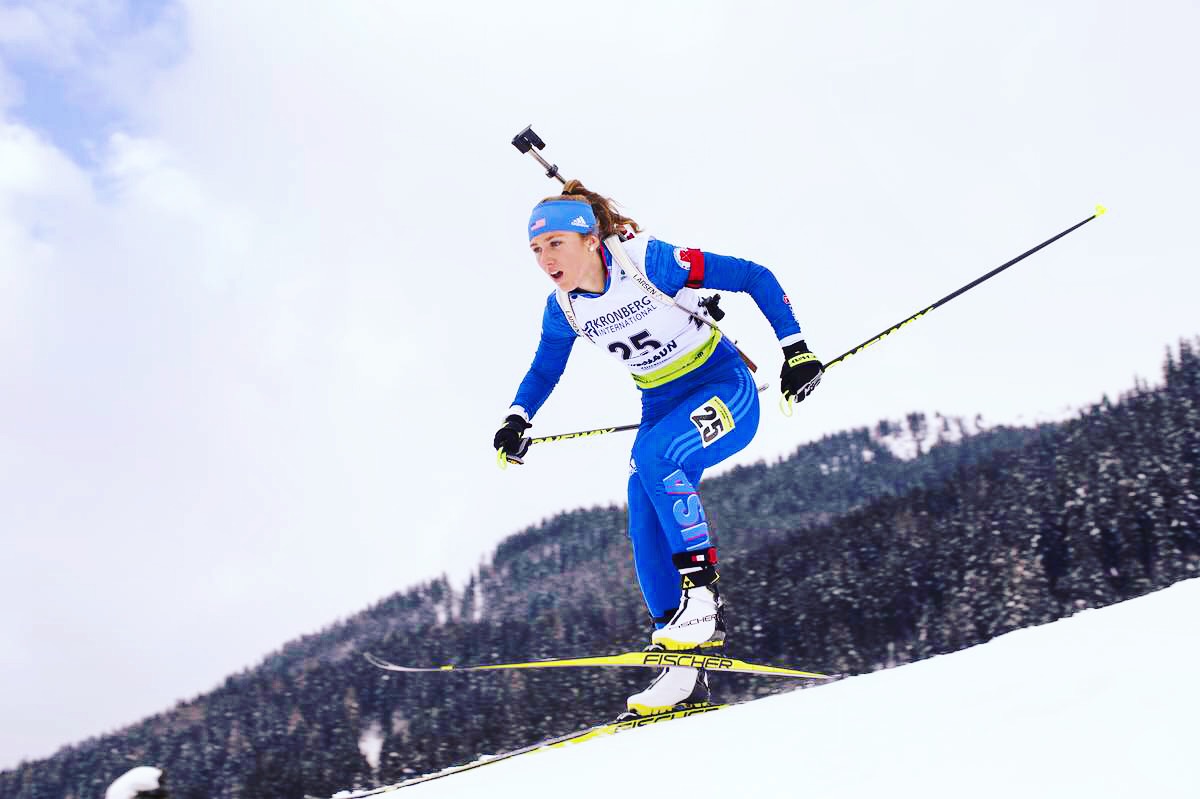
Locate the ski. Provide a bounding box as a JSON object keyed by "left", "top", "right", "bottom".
{"left": 364, "top": 649, "right": 829, "bottom": 679}
{"left": 338, "top": 703, "right": 729, "bottom": 795}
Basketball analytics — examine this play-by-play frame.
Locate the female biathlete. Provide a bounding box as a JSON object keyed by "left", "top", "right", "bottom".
{"left": 493, "top": 181, "right": 823, "bottom": 717}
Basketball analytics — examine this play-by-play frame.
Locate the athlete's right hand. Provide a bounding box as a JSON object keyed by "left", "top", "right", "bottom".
{"left": 493, "top": 414, "right": 533, "bottom": 466}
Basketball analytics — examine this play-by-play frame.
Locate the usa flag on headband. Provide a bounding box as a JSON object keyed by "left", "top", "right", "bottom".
{"left": 530, "top": 217, "right": 547, "bottom": 231}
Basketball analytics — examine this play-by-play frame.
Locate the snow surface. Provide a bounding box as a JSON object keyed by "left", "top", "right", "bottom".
{"left": 359, "top": 722, "right": 384, "bottom": 772}
{"left": 105, "top": 766, "right": 162, "bottom": 799}
{"left": 867, "top": 405, "right": 1081, "bottom": 462}
{"left": 871, "top": 411, "right": 979, "bottom": 461}
{"left": 340, "top": 578, "right": 1200, "bottom": 799}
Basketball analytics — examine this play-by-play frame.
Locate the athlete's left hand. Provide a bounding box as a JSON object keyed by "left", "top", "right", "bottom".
{"left": 780, "top": 341, "right": 823, "bottom": 405}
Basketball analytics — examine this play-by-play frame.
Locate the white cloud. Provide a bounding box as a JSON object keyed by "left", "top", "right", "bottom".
{"left": 0, "top": 1, "right": 186, "bottom": 143}
{"left": 0, "top": 59, "right": 21, "bottom": 110}
{"left": 0, "top": 1, "right": 99, "bottom": 69}
{"left": 0, "top": 117, "right": 90, "bottom": 200}
{"left": 0, "top": 118, "right": 93, "bottom": 363}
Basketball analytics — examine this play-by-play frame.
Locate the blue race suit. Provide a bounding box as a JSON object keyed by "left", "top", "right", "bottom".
{"left": 509, "top": 236, "right": 805, "bottom": 624}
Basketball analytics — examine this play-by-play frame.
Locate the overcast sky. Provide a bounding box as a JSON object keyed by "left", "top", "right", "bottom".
{"left": 2, "top": 0, "right": 1198, "bottom": 770}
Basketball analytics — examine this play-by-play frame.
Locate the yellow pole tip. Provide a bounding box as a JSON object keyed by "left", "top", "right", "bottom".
{"left": 1095, "top": 204, "right": 1107, "bottom": 216}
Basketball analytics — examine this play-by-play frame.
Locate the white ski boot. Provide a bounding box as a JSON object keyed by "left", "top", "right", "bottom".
{"left": 650, "top": 548, "right": 726, "bottom": 651}
{"left": 651, "top": 582, "right": 725, "bottom": 651}
{"left": 623, "top": 666, "right": 710, "bottom": 718}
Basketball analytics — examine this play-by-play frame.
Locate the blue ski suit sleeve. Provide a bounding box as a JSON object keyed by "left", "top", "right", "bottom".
{"left": 643, "top": 238, "right": 804, "bottom": 343}
{"left": 510, "top": 293, "right": 577, "bottom": 419}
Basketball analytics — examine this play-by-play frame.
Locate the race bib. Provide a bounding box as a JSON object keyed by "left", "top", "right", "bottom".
{"left": 689, "top": 396, "right": 734, "bottom": 447}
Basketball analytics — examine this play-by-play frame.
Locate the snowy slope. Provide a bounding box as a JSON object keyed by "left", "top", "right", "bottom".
{"left": 348, "top": 579, "right": 1199, "bottom": 799}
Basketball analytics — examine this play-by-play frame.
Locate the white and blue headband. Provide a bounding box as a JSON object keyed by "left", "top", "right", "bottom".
{"left": 528, "top": 199, "right": 597, "bottom": 241}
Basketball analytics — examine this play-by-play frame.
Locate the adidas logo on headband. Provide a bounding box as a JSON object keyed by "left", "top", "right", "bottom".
{"left": 528, "top": 199, "right": 597, "bottom": 241}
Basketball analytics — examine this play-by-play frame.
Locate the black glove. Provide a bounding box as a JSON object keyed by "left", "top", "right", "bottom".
{"left": 780, "top": 340, "right": 824, "bottom": 404}
{"left": 493, "top": 414, "right": 532, "bottom": 465}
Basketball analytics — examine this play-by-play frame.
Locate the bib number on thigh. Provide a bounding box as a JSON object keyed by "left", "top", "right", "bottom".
{"left": 689, "top": 396, "right": 735, "bottom": 447}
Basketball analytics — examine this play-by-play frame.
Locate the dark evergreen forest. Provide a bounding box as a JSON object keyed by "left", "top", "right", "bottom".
{"left": 4, "top": 339, "right": 1198, "bottom": 799}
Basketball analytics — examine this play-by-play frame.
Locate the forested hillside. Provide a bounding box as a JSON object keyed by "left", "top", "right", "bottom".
{"left": 4, "top": 340, "right": 1197, "bottom": 799}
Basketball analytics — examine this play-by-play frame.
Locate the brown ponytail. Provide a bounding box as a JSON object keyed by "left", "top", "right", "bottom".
{"left": 542, "top": 179, "right": 642, "bottom": 239}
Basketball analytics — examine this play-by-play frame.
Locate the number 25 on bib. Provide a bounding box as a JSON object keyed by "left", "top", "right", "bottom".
{"left": 689, "top": 397, "right": 735, "bottom": 447}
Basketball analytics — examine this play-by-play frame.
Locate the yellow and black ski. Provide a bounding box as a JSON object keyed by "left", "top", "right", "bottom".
{"left": 364, "top": 649, "right": 829, "bottom": 679}
{"left": 339, "top": 703, "right": 729, "bottom": 795}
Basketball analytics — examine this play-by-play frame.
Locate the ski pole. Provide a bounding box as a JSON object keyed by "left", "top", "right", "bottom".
{"left": 497, "top": 381, "right": 771, "bottom": 469}
{"left": 503, "top": 206, "right": 1108, "bottom": 462}
{"left": 778, "top": 204, "right": 1108, "bottom": 415}
{"left": 505, "top": 125, "right": 1107, "bottom": 454}
{"left": 497, "top": 424, "right": 639, "bottom": 469}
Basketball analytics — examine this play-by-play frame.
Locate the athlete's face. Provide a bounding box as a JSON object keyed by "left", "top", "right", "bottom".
{"left": 530, "top": 231, "right": 603, "bottom": 291}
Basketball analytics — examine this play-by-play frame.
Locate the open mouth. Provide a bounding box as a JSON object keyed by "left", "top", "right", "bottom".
{"left": 550, "top": 270, "right": 564, "bottom": 281}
